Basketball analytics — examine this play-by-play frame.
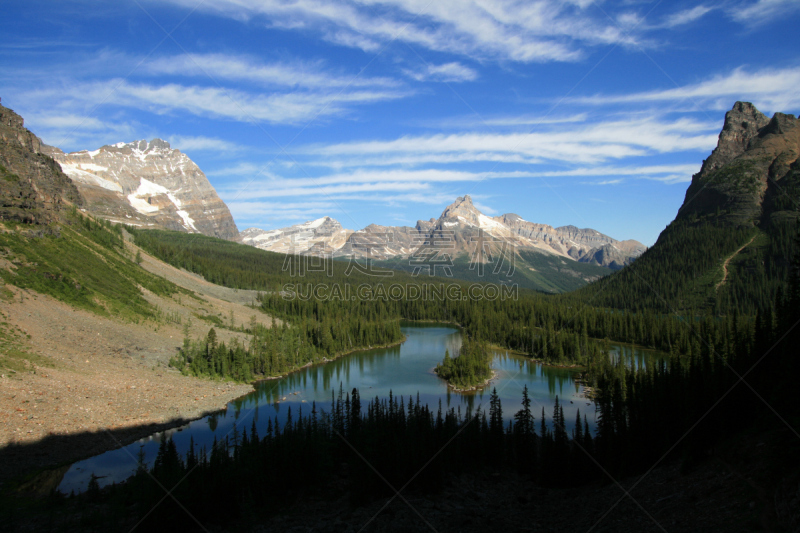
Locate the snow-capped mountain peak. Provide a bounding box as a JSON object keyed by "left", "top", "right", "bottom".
{"left": 46, "top": 138, "right": 238, "bottom": 239}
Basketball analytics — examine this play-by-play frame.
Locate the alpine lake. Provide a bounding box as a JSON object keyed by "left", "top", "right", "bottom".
{"left": 59, "top": 322, "right": 665, "bottom": 493}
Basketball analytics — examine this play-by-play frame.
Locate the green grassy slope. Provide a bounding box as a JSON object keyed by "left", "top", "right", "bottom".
{"left": 0, "top": 213, "right": 182, "bottom": 320}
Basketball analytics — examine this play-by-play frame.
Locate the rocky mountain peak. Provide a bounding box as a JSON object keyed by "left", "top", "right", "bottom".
{"left": 679, "top": 101, "right": 800, "bottom": 226}
{"left": 501, "top": 213, "right": 523, "bottom": 223}
{"left": 0, "top": 105, "right": 24, "bottom": 130}
{"left": 0, "top": 105, "right": 45, "bottom": 155}
{"left": 107, "top": 138, "right": 174, "bottom": 156}
{"left": 239, "top": 217, "right": 351, "bottom": 255}
{"left": 49, "top": 138, "right": 238, "bottom": 239}
{"left": 438, "top": 194, "right": 487, "bottom": 229}
{"left": 698, "top": 101, "right": 770, "bottom": 177}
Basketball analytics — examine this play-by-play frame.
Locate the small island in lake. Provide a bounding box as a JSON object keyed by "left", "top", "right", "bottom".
{"left": 434, "top": 338, "right": 495, "bottom": 390}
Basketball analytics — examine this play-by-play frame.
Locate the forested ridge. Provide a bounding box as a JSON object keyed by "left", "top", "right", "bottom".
{"left": 576, "top": 207, "right": 798, "bottom": 316}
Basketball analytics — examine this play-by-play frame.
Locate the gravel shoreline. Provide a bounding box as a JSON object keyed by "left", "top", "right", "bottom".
{"left": 0, "top": 284, "right": 256, "bottom": 488}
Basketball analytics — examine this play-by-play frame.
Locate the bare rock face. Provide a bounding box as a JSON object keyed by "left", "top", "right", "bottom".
{"left": 495, "top": 216, "right": 642, "bottom": 267}
{"left": 493, "top": 214, "right": 644, "bottom": 269}
{"left": 679, "top": 101, "right": 800, "bottom": 226}
{"left": 698, "top": 101, "right": 770, "bottom": 176}
{"left": 0, "top": 104, "right": 83, "bottom": 225}
{"left": 337, "top": 224, "right": 423, "bottom": 259}
{"left": 48, "top": 140, "right": 238, "bottom": 240}
{"left": 240, "top": 217, "right": 351, "bottom": 255}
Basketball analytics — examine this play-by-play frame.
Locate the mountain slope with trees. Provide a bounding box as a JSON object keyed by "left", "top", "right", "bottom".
{"left": 577, "top": 102, "right": 800, "bottom": 314}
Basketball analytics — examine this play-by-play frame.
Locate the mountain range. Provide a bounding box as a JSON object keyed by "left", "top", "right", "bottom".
{"left": 3, "top": 99, "right": 797, "bottom": 303}
{"left": 239, "top": 195, "right": 647, "bottom": 292}
{"left": 240, "top": 196, "right": 646, "bottom": 264}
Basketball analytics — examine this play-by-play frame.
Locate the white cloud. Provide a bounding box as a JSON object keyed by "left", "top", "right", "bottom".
{"left": 472, "top": 201, "right": 497, "bottom": 214}
{"left": 309, "top": 117, "right": 718, "bottom": 165}
{"left": 145, "top": 53, "right": 399, "bottom": 90}
{"left": 227, "top": 200, "right": 338, "bottom": 223}
{"left": 24, "top": 79, "right": 411, "bottom": 125}
{"left": 644, "top": 174, "right": 693, "bottom": 184}
{"left": 661, "top": 5, "right": 714, "bottom": 28}
{"left": 27, "top": 113, "right": 109, "bottom": 131}
{"left": 481, "top": 113, "right": 589, "bottom": 127}
{"left": 167, "top": 135, "right": 244, "bottom": 153}
{"left": 408, "top": 113, "right": 589, "bottom": 131}
{"left": 583, "top": 178, "right": 624, "bottom": 185}
{"left": 206, "top": 162, "right": 270, "bottom": 177}
{"left": 571, "top": 66, "right": 800, "bottom": 112}
{"left": 523, "top": 164, "right": 700, "bottom": 179}
{"left": 729, "top": 0, "right": 800, "bottom": 25}
{"left": 403, "top": 62, "right": 478, "bottom": 82}
{"left": 21, "top": 111, "right": 139, "bottom": 152}
{"left": 153, "top": 0, "right": 641, "bottom": 63}
{"left": 217, "top": 162, "right": 700, "bottom": 206}
{"left": 222, "top": 180, "right": 435, "bottom": 200}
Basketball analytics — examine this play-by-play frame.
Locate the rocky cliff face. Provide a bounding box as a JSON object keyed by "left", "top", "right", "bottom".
{"left": 498, "top": 217, "right": 645, "bottom": 269}
{"left": 46, "top": 140, "right": 238, "bottom": 240}
{"left": 678, "top": 101, "right": 799, "bottom": 226}
{"left": 0, "top": 104, "right": 83, "bottom": 225}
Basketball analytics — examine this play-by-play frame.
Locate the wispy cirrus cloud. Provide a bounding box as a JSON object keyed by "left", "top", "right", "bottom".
{"left": 167, "top": 135, "right": 244, "bottom": 153}
{"left": 582, "top": 178, "right": 624, "bottom": 185}
{"left": 144, "top": 53, "right": 400, "bottom": 89}
{"left": 222, "top": 180, "right": 435, "bottom": 200}
{"left": 729, "top": 0, "right": 800, "bottom": 25}
{"left": 570, "top": 65, "right": 800, "bottom": 112}
{"left": 306, "top": 117, "right": 718, "bottom": 165}
{"left": 153, "top": 0, "right": 642, "bottom": 63}
{"left": 20, "top": 112, "right": 141, "bottom": 152}
{"left": 3, "top": 48, "right": 412, "bottom": 150}
{"left": 227, "top": 200, "right": 341, "bottom": 223}
{"left": 20, "top": 78, "right": 411, "bottom": 125}
{"left": 661, "top": 5, "right": 715, "bottom": 28}
{"left": 217, "top": 163, "right": 700, "bottom": 208}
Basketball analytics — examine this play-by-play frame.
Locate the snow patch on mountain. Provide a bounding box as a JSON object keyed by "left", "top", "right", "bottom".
{"left": 59, "top": 164, "right": 122, "bottom": 193}
{"left": 126, "top": 177, "right": 197, "bottom": 231}
{"left": 478, "top": 213, "right": 503, "bottom": 232}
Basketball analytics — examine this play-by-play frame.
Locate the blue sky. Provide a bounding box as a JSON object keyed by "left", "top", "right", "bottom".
{"left": 2, "top": 0, "right": 799, "bottom": 245}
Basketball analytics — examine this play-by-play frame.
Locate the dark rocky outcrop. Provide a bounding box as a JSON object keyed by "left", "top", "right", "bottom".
{"left": 0, "top": 104, "right": 83, "bottom": 225}
{"left": 679, "top": 101, "right": 799, "bottom": 226}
